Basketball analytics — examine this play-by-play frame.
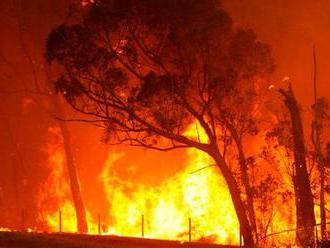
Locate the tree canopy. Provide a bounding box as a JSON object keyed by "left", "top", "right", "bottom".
{"left": 46, "top": 0, "right": 274, "bottom": 152}
{"left": 46, "top": 1, "right": 274, "bottom": 245}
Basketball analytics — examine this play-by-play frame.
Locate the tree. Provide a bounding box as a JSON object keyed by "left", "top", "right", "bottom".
{"left": 0, "top": 0, "right": 88, "bottom": 232}
{"left": 278, "top": 85, "right": 316, "bottom": 247}
{"left": 312, "top": 97, "right": 330, "bottom": 240}
{"left": 46, "top": 67, "right": 89, "bottom": 233}
{"left": 311, "top": 47, "right": 327, "bottom": 240}
{"left": 216, "top": 78, "right": 263, "bottom": 242}
{"left": 46, "top": 0, "right": 274, "bottom": 245}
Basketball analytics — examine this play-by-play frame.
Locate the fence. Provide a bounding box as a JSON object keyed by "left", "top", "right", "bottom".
{"left": 12, "top": 208, "right": 330, "bottom": 247}
{"left": 14, "top": 208, "right": 243, "bottom": 245}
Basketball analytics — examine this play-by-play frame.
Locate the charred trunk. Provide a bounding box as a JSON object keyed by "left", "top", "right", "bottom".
{"left": 320, "top": 165, "right": 326, "bottom": 239}
{"left": 228, "top": 125, "right": 257, "bottom": 241}
{"left": 312, "top": 117, "right": 327, "bottom": 240}
{"left": 212, "top": 149, "right": 255, "bottom": 247}
{"left": 312, "top": 104, "right": 327, "bottom": 240}
{"left": 279, "top": 85, "right": 316, "bottom": 247}
{"left": 236, "top": 141, "right": 257, "bottom": 241}
{"left": 45, "top": 63, "right": 88, "bottom": 233}
{"left": 52, "top": 96, "right": 88, "bottom": 233}
{"left": 312, "top": 47, "right": 327, "bottom": 240}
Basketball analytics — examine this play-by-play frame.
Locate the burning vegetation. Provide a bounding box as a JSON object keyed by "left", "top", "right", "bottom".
{"left": 0, "top": 0, "right": 329, "bottom": 248}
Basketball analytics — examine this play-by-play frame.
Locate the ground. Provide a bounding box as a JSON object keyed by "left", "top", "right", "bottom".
{"left": 0, "top": 232, "right": 240, "bottom": 248}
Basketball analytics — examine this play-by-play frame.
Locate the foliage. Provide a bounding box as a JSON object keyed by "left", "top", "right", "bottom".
{"left": 46, "top": 0, "right": 274, "bottom": 152}
{"left": 46, "top": 1, "right": 275, "bottom": 244}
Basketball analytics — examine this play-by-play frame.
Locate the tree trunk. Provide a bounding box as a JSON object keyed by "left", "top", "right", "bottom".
{"left": 227, "top": 124, "right": 257, "bottom": 241}
{"left": 52, "top": 95, "right": 89, "bottom": 233}
{"left": 279, "top": 85, "right": 316, "bottom": 247}
{"left": 319, "top": 165, "right": 326, "bottom": 239}
{"left": 236, "top": 138, "right": 258, "bottom": 241}
{"left": 312, "top": 47, "right": 327, "bottom": 240}
{"left": 44, "top": 62, "right": 88, "bottom": 233}
{"left": 312, "top": 102, "right": 326, "bottom": 240}
{"left": 212, "top": 149, "right": 255, "bottom": 247}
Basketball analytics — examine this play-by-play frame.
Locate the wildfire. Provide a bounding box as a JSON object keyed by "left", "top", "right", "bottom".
{"left": 36, "top": 124, "right": 240, "bottom": 244}
{"left": 37, "top": 127, "right": 98, "bottom": 233}
{"left": 99, "top": 148, "right": 239, "bottom": 244}
{"left": 34, "top": 123, "right": 327, "bottom": 246}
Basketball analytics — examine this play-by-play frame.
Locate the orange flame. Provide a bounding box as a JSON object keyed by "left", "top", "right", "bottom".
{"left": 38, "top": 126, "right": 97, "bottom": 233}
{"left": 35, "top": 123, "right": 328, "bottom": 246}
{"left": 99, "top": 148, "right": 239, "bottom": 244}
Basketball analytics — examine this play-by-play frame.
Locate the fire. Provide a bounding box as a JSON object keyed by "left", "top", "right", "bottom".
{"left": 37, "top": 124, "right": 240, "bottom": 244}
{"left": 34, "top": 123, "right": 327, "bottom": 246}
{"left": 99, "top": 148, "right": 239, "bottom": 244}
{"left": 97, "top": 124, "right": 239, "bottom": 244}
{"left": 37, "top": 126, "right": 98, "bottom": 233}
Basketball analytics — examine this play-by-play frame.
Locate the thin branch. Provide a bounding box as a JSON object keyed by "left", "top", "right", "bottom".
{"left": 190, "top": 164, "right": 216, "bottom": 174}
{"left": 108, "top": 137, "right": 190, "bottom": 152}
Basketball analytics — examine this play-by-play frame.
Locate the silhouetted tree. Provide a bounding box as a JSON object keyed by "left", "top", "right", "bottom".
{"left": 311, "top": 48, "right": 327, "bottom": 240}
{"left": 0, "top": 0, "right": 89, "bottom": 232}
{"left": 46, "top": 0, "right": 274, "bottom": 245}
{"left": 278, "top": 85, "right": 316, "bottom": 247}
{"left": 312, "top": 97, "right": 330, "bottom": 240}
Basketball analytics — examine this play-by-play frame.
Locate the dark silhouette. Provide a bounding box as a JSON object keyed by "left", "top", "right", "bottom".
{"left": 46, "top": 1, "right": 274, "bottom": 246}
{"left": 279, "top": 85, "right": 316, "bottom": 247}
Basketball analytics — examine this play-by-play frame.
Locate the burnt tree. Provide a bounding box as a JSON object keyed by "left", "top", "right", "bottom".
{"left": 311, "top": 47, "right": 327, "bottom": 240}
{"left": 279, "top": 85, "right": 316, "bottom": 247}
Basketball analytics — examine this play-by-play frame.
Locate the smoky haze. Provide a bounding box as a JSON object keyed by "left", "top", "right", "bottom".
{"left": 0, "top": 0, "right": 329, "bottom": 237}
{"left": 224, "top": 0, "right": 330, "bottom": 102}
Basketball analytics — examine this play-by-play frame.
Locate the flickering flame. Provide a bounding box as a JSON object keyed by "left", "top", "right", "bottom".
{"left": 0, "top": 228, "right": 13, "bottom": 232}
{"left": 38, "top": 126, "right": 98, "bottom": 233}
{"left": 37, "top": 124, "right": 240, "bottom": 244}
{"left": 97, "top": 124, "right": 239, "bottom": 244}
{"left": 99, "top": 148, "right": 239, "bottom": 244}
{"left": 35, "top": 123, "right": 327, "bottom": 246}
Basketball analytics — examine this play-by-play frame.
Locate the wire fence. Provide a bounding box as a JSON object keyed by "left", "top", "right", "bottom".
{"left": 10, "top": 208, "right": 330, "bottom": 247}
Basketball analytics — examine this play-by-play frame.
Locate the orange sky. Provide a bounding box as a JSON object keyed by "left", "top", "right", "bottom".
{"left": 224, "top": 0, "right": 330, "bottom": 104}
{"left": 0, "top": 0, "right": 330, "bottom": 231}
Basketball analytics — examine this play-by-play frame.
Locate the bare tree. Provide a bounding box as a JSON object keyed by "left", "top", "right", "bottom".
{"left": 278, "top": 85, "right": 316, "bottom": 247}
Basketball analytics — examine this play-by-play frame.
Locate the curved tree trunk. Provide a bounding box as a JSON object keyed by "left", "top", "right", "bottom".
{"left": 211, "top": 149, "right": 255, "bottom": 247}
{"left": 52, "top": 95, "right": 89, "bottom": 233}
{"left": 227, "top": 124, "right": 257, "bottom": 241}
{"left": 236, "top": 142, "right": 257, "bottom": 241}
{"left": 279, "top": 85, "right": 315, "bottom": 247}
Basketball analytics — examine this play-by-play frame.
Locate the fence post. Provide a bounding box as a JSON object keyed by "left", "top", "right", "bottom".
{"left": 141, "top": 214, "right": 144, "bottom": 237}
{"left": 59, "top": 210, "right": 62, "bottom": 233}
{"left": 98, "top": 213, "right": 101, "bottom": 235}
{"left": 188, "top": 217, "right": 192, "bottom": 242}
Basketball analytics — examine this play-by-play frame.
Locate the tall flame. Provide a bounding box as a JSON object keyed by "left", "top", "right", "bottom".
{"left": 99, "top": 149, "right": 239, "bottom": 244}
{"left": 38, "top": 124, "right": 240, "bottom": 244}
{"left": 38, "top": 126, "right": 97, "bottom": 233}
{"left": 35, "top": 123, "right": 327, "bottom": 246}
